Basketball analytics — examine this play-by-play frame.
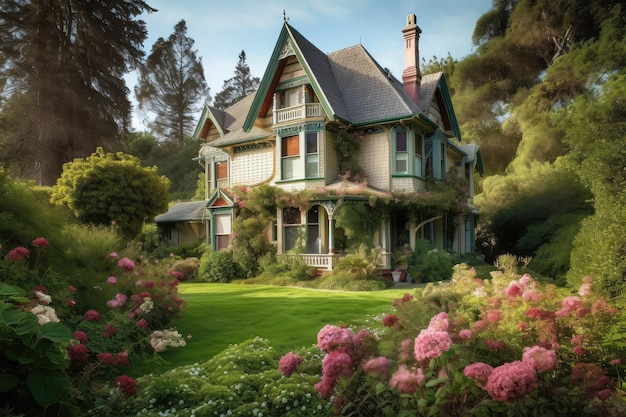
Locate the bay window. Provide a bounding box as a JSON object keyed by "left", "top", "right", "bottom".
{"left": 281, "top": 135, "right": 300, "bottom": 180}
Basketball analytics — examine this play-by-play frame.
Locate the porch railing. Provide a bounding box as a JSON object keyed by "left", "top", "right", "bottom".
{"left": 281, "top": 253, "right": 340, "bottom": 270}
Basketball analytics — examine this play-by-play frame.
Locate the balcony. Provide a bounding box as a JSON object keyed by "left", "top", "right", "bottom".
{"left": 274, "top": 103, "right": 324, "bottom": 124}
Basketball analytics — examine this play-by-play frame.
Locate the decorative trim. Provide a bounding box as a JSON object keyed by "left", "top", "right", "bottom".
{"left": 276, "top": 76, "right": 309, "bottom": 91}
{"left": 274, "top": 122, "right": 324, "bottom": 136}
{"left": 233, "top": 142, "right": 272, "bottom": 154}
{"left": 279, "top": 39, "right": 295, "bottom": 59}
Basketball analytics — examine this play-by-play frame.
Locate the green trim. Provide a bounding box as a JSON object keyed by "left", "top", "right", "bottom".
{"left": 437, "top": 74, "right": 462, "bottom": 141}
{"left": 352, "top": 113, "right": 438, "bottom": 131}
{"left": 274, "top": 121, "right": 324, "bottom": 137}
{"left": 276, "top": 75, "right": 309, "bottom": 90}
{"left": 192, "top": 106, "right": 225, "bottom": 140}
{"left": 275, "top": 177, "right": 325, "bottom": 184}
{"left": 207, "top": 188, "right": 235, "bottom": 208}
{"left": 243, "top": 25, "right": 290, "bottom": 132}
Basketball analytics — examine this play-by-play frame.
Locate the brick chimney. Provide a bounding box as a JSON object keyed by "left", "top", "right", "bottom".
{"left": 402, "top": 14, "right": 422, "bottom": 106}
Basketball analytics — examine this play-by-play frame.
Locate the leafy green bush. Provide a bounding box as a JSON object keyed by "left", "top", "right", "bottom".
{"left": 197, "top": 248, "right": 243, "bottom": 282}
{"left": 333, "top": 244, "right": 381, "bottom": 280}
{"left": 406, "top": 239, "right": 454, "bottom": 282}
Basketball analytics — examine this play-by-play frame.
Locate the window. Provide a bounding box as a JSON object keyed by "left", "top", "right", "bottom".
{"left": 281, "top": 135, "right": 300, "bottom": 180}
{"left": 216, "top": 161, "right": 228, "bottom": 180}
{"left": 440, "top": 142, "right": 446, "bottom": 179}
{"left": 395, "top": 129, "right": 408, "bottom": 174}
{"left": 306, "top": 206, "right": 321, "bottom": 253}
{"left": 214, "top": 214, "right": 231, "bottom": 250}
{"left": 305, "top": 132, "right": 319, "bottom": 178}
{"left": 283, "top": 207, "right": 301, "bottom": 251}
{"left": 414, "top": 135, "right": 423, "bottom": 177}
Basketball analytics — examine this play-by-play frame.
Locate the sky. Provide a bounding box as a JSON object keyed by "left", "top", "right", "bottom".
{"left": 129, "top": 0, "right": 493, "bottom": 130}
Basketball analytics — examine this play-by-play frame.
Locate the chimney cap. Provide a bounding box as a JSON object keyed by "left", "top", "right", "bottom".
{"left": 403, "top": 13, "right": 422, "bottom": 34}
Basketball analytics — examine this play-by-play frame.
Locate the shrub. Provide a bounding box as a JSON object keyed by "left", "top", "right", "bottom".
{"left": 197, "top": 249, "right": 243, "bottom": 282}
{"left": 406, "top": 239, "right": 454, "bottom": 282}
{"left": 295, "top": 266, "right": 626, "bottom": 416}
{"left": 333, "top": 244, "right": 381, "bottom": 280}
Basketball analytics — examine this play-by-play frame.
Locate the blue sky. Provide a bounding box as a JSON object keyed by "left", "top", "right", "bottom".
{"left": 131, "top": 0, "right": 493, "bottom": 130}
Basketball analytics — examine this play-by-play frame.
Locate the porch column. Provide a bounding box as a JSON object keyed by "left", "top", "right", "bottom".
{"left": 319, "top": 201, "right": 341, "bottom": 254}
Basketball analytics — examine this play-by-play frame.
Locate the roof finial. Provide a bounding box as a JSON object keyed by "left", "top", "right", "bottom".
{"left": 283, "top": 9, "right": 289, "bottom": 23}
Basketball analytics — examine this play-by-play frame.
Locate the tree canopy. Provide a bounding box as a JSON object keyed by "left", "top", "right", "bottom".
{"left": 0, "top": 0, "right": 154, "bottom": 185}
{"left": 213, "top": 50, "right": 260, "bottom": 110}
{"left": 135, "top": 20, "right": 209, "bottom": 144}
{"left": 50, "top": 147, "right": 170, "bottom": 238}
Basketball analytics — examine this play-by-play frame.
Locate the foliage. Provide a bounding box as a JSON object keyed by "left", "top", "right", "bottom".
{"left": 135, "top": 20, "right": 209, "bottom": 144}
{"left": 122, "top": 134, "right": 204, "bottom": 200}
{"left": 0, "top": 0, "right": 154, "bottom": 185}
{"left": 334, "top": 129, "right": 366, "bottom": 182}
{"left": 406, "top": 239, "right": 454, "bottom": 282}
{"left": 0, "top": 236, "right": 188, "bottom": 415}
{"left": 50, "top": 147, "right": 170, "bottom": 238}
{"left": 333, "top": 245, "right": 382, "bottom": 281}
{"left": 293, "top": 266, "right": 626, "bottom": 416}
{"left": 119, "top": 337, "right": 332, "bottom": 416}
{"left": 197, "top": 248, "right": 243, "bottom": 283}
{"left": 213, "top": 50, "right": 260, "bottom": 110}
{"left": 562, "top": 69, "right": 626, "bottom": 297}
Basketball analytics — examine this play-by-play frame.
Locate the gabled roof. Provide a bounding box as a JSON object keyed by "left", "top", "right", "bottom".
{"left": 420, "top": 72, "right": 462, "bottom": 141}
{"left": 242, "top": 22, "right": 437, "bottom": 133}
{"left": 193, "top": 94, "right": 260, "bottom": 144}
{"left": 155, "top": 201, "right": 207, "bottom": 223}
{"left": 207, "top": 188, "right": 236, "bottom": 208}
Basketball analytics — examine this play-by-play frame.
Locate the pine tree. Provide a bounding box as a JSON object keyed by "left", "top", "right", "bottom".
{"left": 135, "top": 20, "right": 209, "bottom": 144}
{"left": 213, "top": 50, "right": 260, "bottom": 110}
{"left": 0, "top": 0, "right": 154, "bottom": 185}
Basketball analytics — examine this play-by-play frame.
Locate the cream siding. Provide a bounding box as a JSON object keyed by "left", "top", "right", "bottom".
{"left": 357, "top": 132, "right": 390, "bottom": 191}
{"left": 324, "top": 130, "right": 339, "bottom": 183}
{"left": 231, "top": 148, "right": 275, "bottom": 186}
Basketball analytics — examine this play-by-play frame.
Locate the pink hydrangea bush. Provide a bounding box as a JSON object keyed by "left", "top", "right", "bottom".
{"left": 289, "top": 266, "right": 626, "bottom": 416}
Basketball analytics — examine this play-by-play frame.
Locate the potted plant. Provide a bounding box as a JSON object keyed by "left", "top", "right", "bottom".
{"left": 391, "top": 245, "right": 411, "bottom": 282}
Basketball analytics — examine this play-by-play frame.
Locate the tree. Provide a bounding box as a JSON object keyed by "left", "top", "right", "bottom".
{"left": 0, "top": 0, "right": 154, "bottom": 185}
{"left": 50, "top": 147, "right": 170, "bottom": 238}
{"left": 135, "top": 20, "right": 209, "bottom": 144}
{"left": 213, "top": 50, "right": 260, "bottom": 110}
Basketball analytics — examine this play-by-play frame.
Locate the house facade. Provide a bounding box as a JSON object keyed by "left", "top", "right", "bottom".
{"left": 188, "top": 14, "right": 483, "bottom": 270}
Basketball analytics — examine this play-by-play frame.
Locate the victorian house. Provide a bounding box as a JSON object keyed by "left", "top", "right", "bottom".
{"left": 156, "top": 14, "right": 483, "bottom": 270}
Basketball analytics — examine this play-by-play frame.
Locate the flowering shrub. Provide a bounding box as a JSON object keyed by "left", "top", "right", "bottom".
{"left": 0, "top": 237, "right": 188, "bottom": 415}
{"left": 287, "top": 266, "right": 626, "bottom": 416}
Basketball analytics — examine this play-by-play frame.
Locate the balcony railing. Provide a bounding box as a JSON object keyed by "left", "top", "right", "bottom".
{"left": 274, "top": 103, "right": 324, "bottom": 124}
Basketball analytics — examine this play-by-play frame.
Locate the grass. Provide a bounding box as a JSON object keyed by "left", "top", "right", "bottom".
{"left": 137, "top": 283, "right": 416, "bottom": 375}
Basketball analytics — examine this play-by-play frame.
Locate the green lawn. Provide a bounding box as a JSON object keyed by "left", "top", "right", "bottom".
{"left": 146, "top": 283, "right": 416, "bottom": 373}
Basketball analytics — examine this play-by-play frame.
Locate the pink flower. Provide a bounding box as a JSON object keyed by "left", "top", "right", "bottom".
{"left": 485, "top": 361, "right": 537, "bottom": 403}
{"left": 67, "top": 285, "right": 76, "bottom": 293}
{"left": 362, "top": 356, "right": 390, "bottom": 380}
{"left": 428, "top": 312, "right": 449, "bottom": 331}
{"left": 32, "top": 237, "right": 48, "bottom": 248}
{"left": 610, "top": 359, "right": 622, "bottom": 366}
{"left": 317, "top": 324, "right": 353, "bottom": 352}
{"left": 136, "top": 318, "right": 149, "bottom": 329}
{"left": 109, "top": 252, "right": 119, "bottom": 258}
{"left": 464, "top": 362, "right": 494, "bottom": 388}
{"left": 7, "top": 246, "right": 29, "bottom": 261}
{"left": 459, "top": 329, "right": 472, "bottom": 340}
{"left": 578, "top": 282, "right": 592, "bottom": 297}
{"left": 117, "top": 257, "right": 135, "bottom": 272}
{"left": 506, "top": 282, "right": 522, "bottom": 297}
{"left": 522, "top": 346, "right": 558, "bottom": 372}
{"left": 68, "top": 344, "right": 89, "bottom": 363}
{"left": 486, "top": 309, "right": 501, "bottom": 323}
{"left": 525, "top": 307, "right": 542, "bottom": 319}
{"left": 321, "top": 351, "right": 353, "bottom": 380}
{"left": 83, "top": 309, "right": 101, "bottom": 322}
{"left": 485, "top": 339, "right": 504, "bottom": 351}
{"left": 474, "top": 320, "right": 486, "bottom": 331}
{"left": 414, "top": 328, "right": 452, "bottom": 362}
{"left": 383, "top": 314, "right": 399, "bottom": 327}
{"left": 143, "top": 280, "right": 155, "bottom": 289}
{"left": 73, "top": 330, "right": 89, "bottom": 344}
{"left": 573, "top": 345, "right": 586, "bottom": 356}
{"left": 116, "top": 351, "right": 130, "bottom": 366}
{"left": 106, "top": 276, "right": 117, "bottom": 285}
{"left": 103, "top": 324, "right": 118, "bottom": 338}
{"left": 389, "top": 365, "right": 424, "bottom": 394}
{"left": 112, "top": 375, "right": 136, "bottom": 398}
{"left": 278, "top": 352, "right": 303, "bottom": 377}
{"left": 97, "top": 352, "right": 116, "bottom": 365}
